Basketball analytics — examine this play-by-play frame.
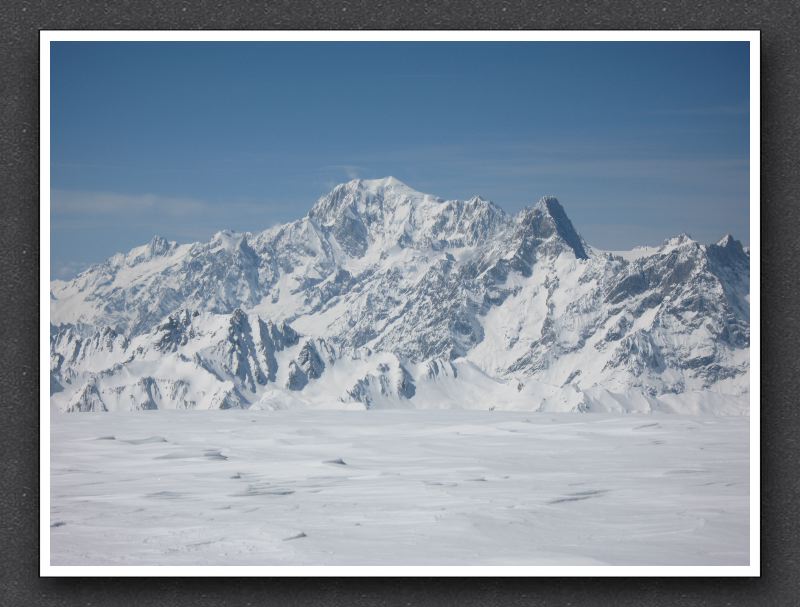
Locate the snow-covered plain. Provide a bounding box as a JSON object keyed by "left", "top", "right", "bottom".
{"left": 50, "top": 409, "right": 749, "bottom": 566}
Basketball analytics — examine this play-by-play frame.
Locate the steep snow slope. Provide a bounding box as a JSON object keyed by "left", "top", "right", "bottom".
{"left": 50, "top": 177, "right": 750, "bottom": 414}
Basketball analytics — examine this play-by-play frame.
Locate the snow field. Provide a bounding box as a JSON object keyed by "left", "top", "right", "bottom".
{"left": 50, "top": 409, "right": 749, "bottom": 566}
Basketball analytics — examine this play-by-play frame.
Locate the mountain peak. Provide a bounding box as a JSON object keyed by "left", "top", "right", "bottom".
{"left": 521, "top": 196, "right": 587, "bottom": 260}
{"left": 310, "top": 177, "right": 431, "bottom": 222}
{"left": 662, "top": 233, "right": 695, "bottom": 248}
{"left": 147, "top": 235, "right": 172, "bottom": 256}
{"left": 212, "top": 229, "right": 247, "bottom": 251}
{"left": 305, "top": 178, "right": 514, "bottom": 257}
{"left": 534, "top": 195, "right": 560, "bottom": 211}
{"left": 331, "top": 176, "right": 421, "bottom": 200}
{"left": 127, "top": 234, "right": 174, "bottom": 265}
{"left": 708, "top": 233, "right": 747, "bottom": 267}
{"left": 359, "top": 175, "right": 406, "bottom": 189}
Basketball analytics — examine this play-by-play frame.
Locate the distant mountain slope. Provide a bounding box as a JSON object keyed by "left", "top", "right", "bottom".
{"left": 50, "top": 177, "right": 750, "bottom": 414}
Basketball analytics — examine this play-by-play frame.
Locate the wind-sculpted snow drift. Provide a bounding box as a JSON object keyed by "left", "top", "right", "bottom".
{"left": 50, "top": 177, "right": 750, "bottom": 414}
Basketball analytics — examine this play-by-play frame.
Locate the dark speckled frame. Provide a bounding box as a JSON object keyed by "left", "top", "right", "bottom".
{"left": 2, "top": 2, "right": 797, "bottom": 605}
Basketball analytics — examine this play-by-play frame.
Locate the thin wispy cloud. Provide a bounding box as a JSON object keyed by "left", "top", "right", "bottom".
{"left": 51, "top": 259, "right": 91, "bottom": 281}
{"left": 52, "top": 190, "right": 291, "bottom": 226}
{"left": 50, "top": 189, "right": 306, "bottom": 277}
{"left": 320, "top": 164, "right": 365, "bottom": 180}
{"left": 50, "top": 189, "right": 312, "bottom": 279}
{"left": 53, "top": 191, "right": 212, "bottom": 216}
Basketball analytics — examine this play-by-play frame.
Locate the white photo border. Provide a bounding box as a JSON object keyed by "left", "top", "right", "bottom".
{"left": 40, "top": 29, "right": 760, "bottom": 578}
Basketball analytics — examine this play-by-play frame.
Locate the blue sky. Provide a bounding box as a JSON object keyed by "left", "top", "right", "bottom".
{"left": 51, "top": 41, "right": 749, "bottom": 278}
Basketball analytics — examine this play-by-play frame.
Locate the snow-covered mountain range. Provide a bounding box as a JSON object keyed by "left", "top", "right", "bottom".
{"left": 50, "top": 177, "right": 750, "bottom": 414}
